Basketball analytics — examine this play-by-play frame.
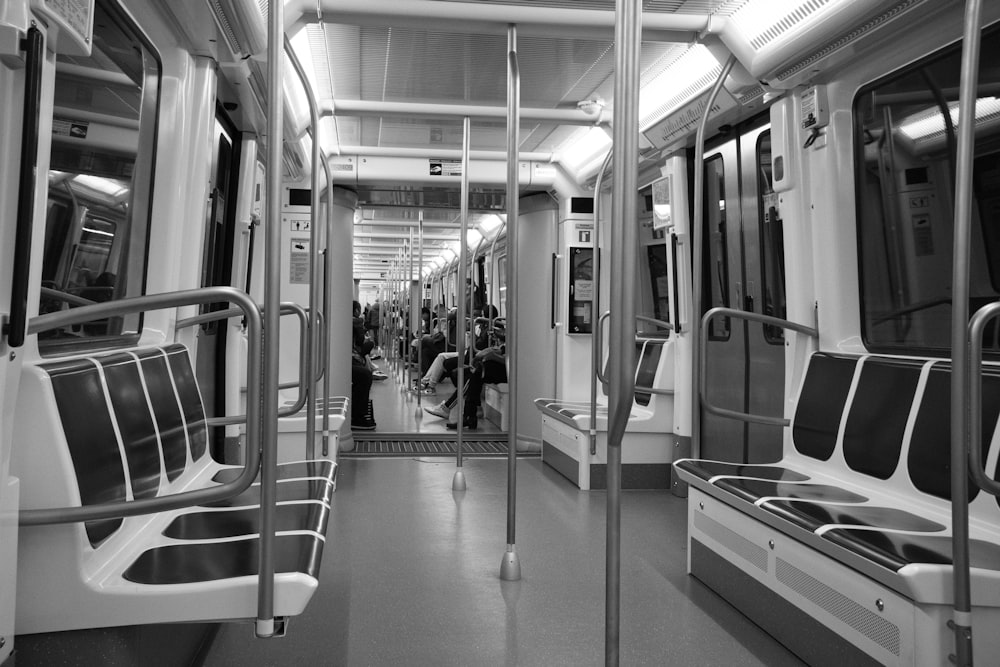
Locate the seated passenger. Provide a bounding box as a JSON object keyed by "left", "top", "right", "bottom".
{"left": 424, "top": 343, "right": 505, "bottom": 430}
{"left": 351, "top": 301, "right": 377, "bottom": 430}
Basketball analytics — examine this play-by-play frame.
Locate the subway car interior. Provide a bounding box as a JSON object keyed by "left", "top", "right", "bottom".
{"left": 2, "top": 0, "right": 1000, "bottom": 665}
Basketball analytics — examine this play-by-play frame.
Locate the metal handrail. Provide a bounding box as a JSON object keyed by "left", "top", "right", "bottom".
{"left": 176, "top": 302, "right": 310, "bottom": 421}
{"left": 20, "top": 287, "right": 263, "bottom": 525}
{"left": 967, "top": 304, "right": 1000, "bottom": 498}
{"left": 595, "top": 311, "right": 674, "bottom": 395}
{"left": 39, "top": 286, "right": 98, "bottom": 308}
{"left": 5, "top": 27, "right": 44, "bottom": 349}
{"left": 700, "top": 307, "right": 817, "bottom": 427}
{"left": 950, "top": 4, "right": 985, "bottom": 662}
{"left": 635, "top": 315, "right": 674, "bottom": 333}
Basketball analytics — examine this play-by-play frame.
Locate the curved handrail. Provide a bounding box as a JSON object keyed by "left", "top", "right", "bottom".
{"left": 967, "top": 302, "right": 1000, "bottom": 497}
{"left": 634, "top": 315, "right": 674, "bottom": 333}
{"left": 594, "top": 311, "right": 673, "bottom": 395}
{"left": 595, "top": 310, "right": 612, "bottom": 385}
{"left": 39, "top": 286, "right": 97, "bottom": 308}
{"left": 700, "top": 307, "right": 818, "bottom": 427}
{"left": 21, "top": 287, "right": 263, "bottom": 525}
{"left": 177, "top": 302, "right": 310, "bottom": 421}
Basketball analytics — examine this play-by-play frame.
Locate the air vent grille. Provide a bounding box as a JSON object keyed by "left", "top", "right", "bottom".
{"left": 694, "top": 510, "right": 769, "bottom": 572}
{"left": 773, "top": 0, "right": 923, "bottom": 83}
{"left": 776, "top": 557, "right": 900, "bottom": 656}
{"left": 746, "top": 0, "right": 831, "bottom": 50}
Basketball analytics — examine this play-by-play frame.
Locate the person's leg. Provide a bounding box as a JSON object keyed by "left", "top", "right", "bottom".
{"left": 424, "top": 389, "right": 459, "bottom": 419}
{"left": 351, "top": 364, "right": 375, "bottom": 429}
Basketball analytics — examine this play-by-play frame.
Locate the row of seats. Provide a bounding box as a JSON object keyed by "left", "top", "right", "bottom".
{"left": 535, "top": 338, "right": 675, "bottom": 489}
{"left": 12, "top": 344, "right": 337, "bottom": 634}
{"left": 674, "top": 353, "right": 1000, "bottom": 665}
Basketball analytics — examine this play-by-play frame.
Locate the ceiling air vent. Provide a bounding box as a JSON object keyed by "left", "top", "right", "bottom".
{"left": 208, "top": 0, "right": 266, "bottom": 58}
{"left": 771, "top": 0, "right": 924, "bottom": 84}
{"left": 743, "top": 0, "right": 833, "bottom": 51}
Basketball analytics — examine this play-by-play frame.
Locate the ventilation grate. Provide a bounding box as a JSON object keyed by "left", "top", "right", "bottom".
{"left": 745, "top": 0, "right": 831, "bottom": 50}
{"left": 776, "top": 557, "right": 900, "bottom": 656}
{"left": 694, "top": 510, "right": 769, "bottom": 572}
{"left": 773, "top": 0, "right": 924, "bottom": 83}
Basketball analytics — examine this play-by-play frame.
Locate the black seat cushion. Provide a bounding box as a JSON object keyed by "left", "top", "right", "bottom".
{"left": 842, "top": 358, "right": 921, "bottom": 479}
{"left": 792, "top": 354, "right": 857, "bottom": 461}
{"left": 909, "top": 364, "right": 1000, "bottom": 503}
{"left": 123, "top": 534, "right": 325, "bottom": 584}
{"left": 761, "top": 499, "right": 944, "bottom": 533}
{"left": 823, "top": 528, "right": 1000, "bottom": 572}
{"left": 100, "top": 352, "right": 162, "bottom": 499}
{"left": 43, "top": 357, "right": 125, "bottom": 547}
{"left": 136, "top": 348, "right": 191, "bottom": 482}
{"left": 674, "top": 460, "right": 809, "bottom": 484}
{"left": 713, "top": 478, "right": 868, "bottom": 505}
{"left": 634, "top": 341, "right": 663, "bottom": 407}
{"left": 163, "top": 345, "right": 209, "bottom": 462}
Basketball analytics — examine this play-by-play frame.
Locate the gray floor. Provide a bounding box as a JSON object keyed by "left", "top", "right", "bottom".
{"left": 205, "top": 456, "right": 805, "bottom": 666}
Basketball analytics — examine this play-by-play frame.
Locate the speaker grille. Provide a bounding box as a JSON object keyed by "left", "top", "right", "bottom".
{"left": 694, "top": 510, "right": 768, "bottom": 572}
{"left": 776, "top": 557, "right": 900, "bottom": 656}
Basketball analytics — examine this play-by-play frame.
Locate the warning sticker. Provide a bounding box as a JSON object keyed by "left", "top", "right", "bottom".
{"left": 290, "top": 238, "right": 310, "bottom": 284}
{"left": 429, "top": 159, "right": 462, "bottom": 176}
{"left": 53, "top": 118, "right": 89, "bottom": 139}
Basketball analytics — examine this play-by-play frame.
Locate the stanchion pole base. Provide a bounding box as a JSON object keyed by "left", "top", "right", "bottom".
{"left": 500, "top": 547, "right": 521, "bottom": 581}
{"left": 452, "top": 469, "right": 467, "bottom": 491}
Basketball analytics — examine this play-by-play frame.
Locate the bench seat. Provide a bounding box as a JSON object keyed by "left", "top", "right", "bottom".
{"left": 674, "top": 352, "right": 1000, "bottom": 665}
{"left": 535, "top": 338, "right": 675, "bottom": 489}
{"left": 13, "top": 344, "right": 336, "bottom": 634}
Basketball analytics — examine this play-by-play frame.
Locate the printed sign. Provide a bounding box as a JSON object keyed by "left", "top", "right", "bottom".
{"left": 52, "top": 118, "right": 89, "bottom": 139}
{"left": 429, "top": 159, "right": 462, "bottom": 176}
{"left": 290, "top": 238, "right": 310, "bottom": 284}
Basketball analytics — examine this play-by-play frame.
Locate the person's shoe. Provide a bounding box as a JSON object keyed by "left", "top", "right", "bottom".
{"left": 446, "top": 413, "right": 477, "bottom": 430}
{"left": 370, "top": 352, "right": 382, "bottom": 360}
{"left": 424, "top": 402, "right": 450, "bottom": 419}
{"left": 351, "top": 417, "right": 376, "bottom": 431}
{"left": 372, "top": 370, "right": 388, "bottom": 381}
{"left": 420, "top": 382, "right": 436, "bottom": 394}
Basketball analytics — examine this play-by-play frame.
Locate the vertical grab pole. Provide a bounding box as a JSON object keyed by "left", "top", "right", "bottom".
{"left": 283, "top": 36, "right": 320, "bottom": 459}
{"left": 607, "top": 1, "right": 641, "bottom": 663}
{"left": 500, "top": 24, "right": 522, "bottom": 581}
{"left": 407, "top": 227, "right": 415, "bottom": 394}
{"left": 950, "top": 1, "right": 983, "bottom": 664}
{"left": 321, "top": 157, "right": 334, "bottom": 457}
{"left": 690, "top": 55, "right": 737, "bottom": 460}
{"left": 416, "top": 211, "right": 426, "bottom": 416}
{"left": 453, "top": 116, "right": 471, "bottom": 492}
{"left": 257, "top": 0, "right": 283, "bottom": 638}
{"left": 590, "top": 150, "right": 613, "bottom": 456}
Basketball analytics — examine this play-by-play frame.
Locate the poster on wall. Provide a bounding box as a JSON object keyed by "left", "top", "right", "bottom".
{"left": 290, "top": 238, "right": 310, "bottom": 284}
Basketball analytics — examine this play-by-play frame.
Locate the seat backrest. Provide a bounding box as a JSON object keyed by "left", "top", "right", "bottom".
{"left": 39, "top": 344, "right": 209, "bottom": 548}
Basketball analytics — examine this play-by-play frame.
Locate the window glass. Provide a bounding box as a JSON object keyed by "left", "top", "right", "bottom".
{"left": 704, "top": 155, "right": 730, "bottom": 340}
{"left": 757, "top": 130, "right": 786, "bottom": 343}
{"left": 37, "top": 1, "right": 160, "bottom": 352}
{"left": 854, "top": 27, "right": 1000, "bottom": 354}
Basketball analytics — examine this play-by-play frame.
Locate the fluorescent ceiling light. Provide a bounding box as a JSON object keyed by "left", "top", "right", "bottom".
{"left": 559, "top": 126, "right": 612, "bottom": 175}
{"left": 639, "top": 44, "right": 720, "bottom": 127}
{"left": 898, "top": 97, "right": 1000, "bottom": 141}
{"left": 477, "top": 214, "right": 504, "bottom": 236}
{"left": 466, "top": 228, "right": 483, "bottom": 248}
{"left": 72, "top": 174, "right": 129, "bottom": 199}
